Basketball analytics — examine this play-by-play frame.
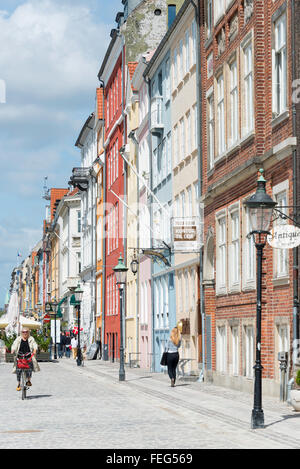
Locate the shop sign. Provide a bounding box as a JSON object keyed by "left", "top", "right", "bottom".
{"left": 267, "top": 225, "right": 300, "bottom": 249}
{"left": 172, "top": 217, "right": 203, "bottom": 252}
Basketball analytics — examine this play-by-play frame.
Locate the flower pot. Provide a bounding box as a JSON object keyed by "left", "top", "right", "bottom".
{"left": 290, "top": 389, "right": 300, "bottom": 411}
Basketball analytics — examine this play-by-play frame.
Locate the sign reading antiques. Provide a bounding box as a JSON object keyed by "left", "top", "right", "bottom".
{"left": 172, "top": 217, "right": 203, "bottom": 252}
{"left": 267, "top": 225, "right": 300, "bottom": 249}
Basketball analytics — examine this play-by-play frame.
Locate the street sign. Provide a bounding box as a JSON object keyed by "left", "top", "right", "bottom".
{"left": 172, "top": 217, "right": 203, "bottom": 252}
{"left": 267, "top": 225, "right": 300, "bottom": 249}
{"left": 43, "top": 314, "right": 50, "bottom": 323}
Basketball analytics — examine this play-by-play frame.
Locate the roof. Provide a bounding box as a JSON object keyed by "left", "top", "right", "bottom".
{"left": 75, "top": 113, "right": 95, "bottom": 148}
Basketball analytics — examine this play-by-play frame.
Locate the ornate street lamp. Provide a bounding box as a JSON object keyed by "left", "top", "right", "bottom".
{"left": 113, "top": 254, "right": 128, "bottom": 381}
{"left": 70, "top": 284, "right": 83, "bottom": 367}
{"left": 244, "top": 169, "right": 277, "bottom": 429}
{"left": 130, "top": 253, "right": 139, "bottom": 276}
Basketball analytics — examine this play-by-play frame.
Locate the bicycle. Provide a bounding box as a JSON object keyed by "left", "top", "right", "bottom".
{"left": 16, "top": 352, "right": 33, "bottom": 400}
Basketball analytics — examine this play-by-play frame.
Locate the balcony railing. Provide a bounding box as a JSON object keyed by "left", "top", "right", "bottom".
{"left": 150, "top": 96, "right": 164, "bottom": 135}
{"left": 69, "top": 167, "right": 90, "bottom": 191}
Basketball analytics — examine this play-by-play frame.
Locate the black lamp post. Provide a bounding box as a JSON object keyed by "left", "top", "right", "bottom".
{"left": 113, "top": 254, "right": 128, "bottom": 382}
{"left": 45, "top": 301, "right": 57, "bottom": 360}
{"left": 74, "top": 284, "right": 83, "bottom": 367}
{"left": 244, "top": 169, "right": 277, "bottom": 429}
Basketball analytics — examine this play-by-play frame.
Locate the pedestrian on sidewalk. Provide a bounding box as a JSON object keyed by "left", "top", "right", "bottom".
{"left": 58, "top": 332, "right": 64, "bottom": 358}
{"left": 166, "top": 327, "right": 181, "bottom": 387}
{"left": 65, "top": 332, "right": 71, "bottom": 358}
{"left": 11, "top": 328, "right": 40, "bottom": 391}
{"left": 71, "top": 335, "right": 78, "bottom": 359}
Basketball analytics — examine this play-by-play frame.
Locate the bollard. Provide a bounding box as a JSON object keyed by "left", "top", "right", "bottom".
{"left": 278, "top": 352, "right": 288, "bottom": 401}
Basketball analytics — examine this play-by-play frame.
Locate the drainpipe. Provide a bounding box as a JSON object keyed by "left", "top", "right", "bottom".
{"left": 129, "top": 130, "right": 140, "bottom": 361}
{"left": 121, "top": 35, "right": 127, "bottom": 359}
{"left": 291, "top": 0, "right": 299, "bottom": 385}
{"left": 191, "top": 0, "right": 205, "bottom": 382}
{"left": 145, "top": 75, "right": 155, "bottom": 372}
{"left": 99, "top": 78, "right": 106, "bottom": 359}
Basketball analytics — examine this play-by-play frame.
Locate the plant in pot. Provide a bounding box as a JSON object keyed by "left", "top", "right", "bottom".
{"left": 290, "top": 368, "right": 300, "bottom": 411}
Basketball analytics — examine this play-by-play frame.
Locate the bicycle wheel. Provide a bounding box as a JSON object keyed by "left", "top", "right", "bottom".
{"left": 20, "top": 370, "right": 27, "bottom": 400}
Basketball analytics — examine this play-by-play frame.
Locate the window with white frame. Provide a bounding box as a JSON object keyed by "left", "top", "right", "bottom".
{"left": 216, "top": 325, "right": 226, "bottom": 373}
{"left": 245, "top": 325, "right": 254, "bottom": 378}
{"left": 214, "top": 0, "right": 225, "bottom": 25}
{"left": 192, "top": 103, "right": 198, "bottom": 150}
{"left": 216, "top": 211, "right": 227, "bottom": 294}
{"left": 273, "top": 182, "right": 289, "bottom": 279}
{"left": 165, "top": 58, "right": 170, "bottom": 100}
{"left": 174, "top": 124, "right": 178, "bottom": 166}
{"left": 187, "top": 186, "right": 192, "bottom": 217}
{"left": 186, "top": 111, "right": 191, "bottom": 155}
{"left": 173, "top": 47, "right": 178, "bottom": 88}
{"left": 243, "top": 205, "right": 256, "bottom": 289}
{"left": 191, "top": 19, "right": 197, "bottom": 65}
{"left": 185, "top": 29, "right": 190, "bottom": 73}
{"left": 231, "top": 326, "right": 239, "bottom": 375}
{"left": 206, "top": 0, "right": 213, "bottom": 38}
{"left": 207, "top": 90, "right": 214, "bottom": 170}
{"left": 167, "top": 132, "right": 172, "bottom": 174}
{"left": 243, "top": 40, "right": 254, "bottom": 135}
{"left": 230, "top": 59, "right": 238, "bottom": 145}
{"left": 229, "top": 206, "right": 240, "bottom": 290}
{"left": 180, "top": 117, "right": 185, "bottom": 160}
{"left": 217, "top": 73, "right": 225, "bottom": 155}
{"left": 273, "top": 13, "right": 287, "bottom": 116}
{"left": 179, "top": 40, "right": 184, "bottom": 81}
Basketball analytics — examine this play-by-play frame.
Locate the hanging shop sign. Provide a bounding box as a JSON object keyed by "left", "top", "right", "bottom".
{"left": 172, "top": 217, "right": 203, "bottom": 252}
{"left": 267, "top": 225, "right": 300, "bottom": 249}
{"left": 142, "top": 249, "right": 171, "bottom": 267}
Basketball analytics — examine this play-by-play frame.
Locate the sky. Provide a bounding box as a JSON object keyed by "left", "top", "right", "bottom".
{"left": 0, "top": 0, "right": 122, "bottom": 307}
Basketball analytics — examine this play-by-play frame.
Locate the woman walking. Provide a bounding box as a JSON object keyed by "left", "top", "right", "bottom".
{"left": 166, "top": 326, "right": 181, "bottom": 387}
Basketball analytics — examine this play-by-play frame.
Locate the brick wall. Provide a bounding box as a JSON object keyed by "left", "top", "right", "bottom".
{"left": 200, "top": 0, "right": 296, "bottom": 389}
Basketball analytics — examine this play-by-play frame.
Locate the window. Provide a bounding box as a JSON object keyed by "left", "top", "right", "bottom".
{"left": 273, "top": 13, "right": 287, "bottom": 116}
{"left": 187, "top": 186, "right": 192, "bottom": 217}
{"left": 229, "top": 207, "right": 240, "bottom": 289}
{"left": 193, "top": 103, "right": 198, "bottom": 150}
{"left": 217, "top": 73, "right": 225, "bottom": 155}
{"left": 230, "top": 60, "right": 238, "bottom": 145}
{"left": 77, "top": 210, "right": 81, "bottom": 233}
{"left": 179, "top": 40, "right": 184, "bottom": 81}
{"left": 207, "top": 91, "right": 214, "bottom": 170}
{"left": 174, "top": 124, "right": 178, "bottom": 166}
{"left": 215, "top": 0, "right": 225, "bottom": 25}
{"left": 206, "top": 0, "right": 213, "bottom": 37}
{"left": 274, "top": 186, "right": 289, "bottom": 279}
{"left": 216, "top": 325, "right": 226, "bottom": 373}
{"left": 231, "top": 326, "right": 239, "bottom": 376}
{"left": 165, "top": 58, "right": 170, "bottom": 99}
{"left": 185, "top": 29, "right": 190, "bottom": 73}
{"left": 173, "top": 47, "right": 178, "bottom": 88}
{"left": 216, "top": 211, "right": 227, "bottom": 294}
{"left": 245, "top": 325, "right": 254, "bottom": 378}
{"left": 243, "top": 41, "right": 254, "bottom": 135}
{"left": 192, "top": 19, "right": 197, "bottom": 65}
{"left": 167, "top": 132, "right": 172, "bottom": 175}
{"left": 243, "top": 205, "right": 256, "bottom": 289}
{"left": 180, "top": 117, "right": 185, "bottom": 160}
{"left": 168, "top": 4, "right": 176, "bottom": 29}
{"left": 186, "top": 111, "right": 191, "bottom": 155}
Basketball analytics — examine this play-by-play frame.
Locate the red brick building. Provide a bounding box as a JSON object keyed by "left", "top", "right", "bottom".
{"left": 98, "top": 31, "right": 125, "bottom": 361}
{"left": 199, "top": 0, "right": 298, "bottom": 396}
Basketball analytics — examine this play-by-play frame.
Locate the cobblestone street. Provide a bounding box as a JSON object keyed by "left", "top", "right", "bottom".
{"left": 0, "top": 358, "right": 300, "bottom": 450}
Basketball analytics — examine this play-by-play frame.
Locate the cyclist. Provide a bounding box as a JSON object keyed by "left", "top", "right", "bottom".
{"left": 11, "top": 328, "right": 40, "bottom": 391}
